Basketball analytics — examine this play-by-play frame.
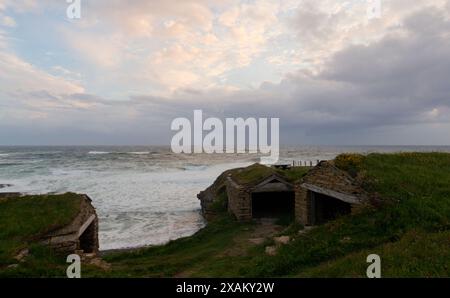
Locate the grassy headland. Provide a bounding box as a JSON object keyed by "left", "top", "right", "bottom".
{"left": 0, "top": 193, "right": 82, "bottom": 265}
{"left": 1, "top": 153, "right": 449, "bottom": 277}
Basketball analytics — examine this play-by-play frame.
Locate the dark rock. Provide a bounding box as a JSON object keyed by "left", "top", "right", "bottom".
{"left": 0, "top": 184, "right": 13, "bottom": 189}
{"left": 0, "top": 192, "right": 21, "bottom": 199}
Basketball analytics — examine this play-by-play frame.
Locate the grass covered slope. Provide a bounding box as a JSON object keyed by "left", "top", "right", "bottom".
{"left": 101, "top": 153, "right": 449, "bottom": 277}
{"left": 298, "top": 229, "right": 450, "bottom": 277}
{"left": 98, "top": 216, "right": 259, "bottom": 277}
{"left": 1, "top": 153, "right": 449, "bottom": 277}
{"left": 0, "top": 193, "right": 82, "bottom": 266}
{"left": 250, "top": 152, "right": 450, "bottom": 277}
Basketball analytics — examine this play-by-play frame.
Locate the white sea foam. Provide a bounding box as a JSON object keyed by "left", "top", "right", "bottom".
{"left": 88, "top": 151, "right": 110, "bottom": 155}
{"left": 127, "top": 151, "right": 150, "bottom": 155}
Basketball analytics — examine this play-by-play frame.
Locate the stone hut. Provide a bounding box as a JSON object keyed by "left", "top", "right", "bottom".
{"left": 226, "top": 173, "right": 295, "bottom": 221}
{"left": 40, "top": 194, "right": 99, "bottom": 255}
{"left": 295, "top": 161, "right": 367, "bottom": 226}
{"left": 198, "top": 164, "right": 296, "bottom": 221}
{"left": 197, "top": 168, "right": 236, "bottom": 220}
{"left": 198, "top": 161, "right": 368, "bottom": 225}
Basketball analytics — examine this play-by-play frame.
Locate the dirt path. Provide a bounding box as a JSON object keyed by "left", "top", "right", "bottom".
{"left": 251, "top": 218, "right": 284, "bottom": 239}
{"left": 220, "top": 218, "right": 283, "bottom": 257}
{"left": 174, "top": 218, "right": 283, "bottom": 277}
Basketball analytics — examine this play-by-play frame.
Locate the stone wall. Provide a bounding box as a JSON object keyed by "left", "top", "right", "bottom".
{"left": 294, "top": 161, "right": 367, "bottom": 225}
{"left": 226, "top": 177, "right": 252, "bottom": 221}
{"left": 40, "top": 194, "right": 99, "bottom": 255}
{"left": 294, "top": 186, "right": 310, "bottom": 225}
{"left": 197, "top": 168, "right": 236, "bottom": 220}
{"left": 197, "top": 187, "right": 217, "bottom": 220}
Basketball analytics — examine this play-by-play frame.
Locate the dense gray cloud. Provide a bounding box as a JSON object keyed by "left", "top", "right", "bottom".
{"left": 121, "top": 6, "right": 450, "bottom": 145}
{"left": 1, "top": 2, "right": 450, "bottom": 145}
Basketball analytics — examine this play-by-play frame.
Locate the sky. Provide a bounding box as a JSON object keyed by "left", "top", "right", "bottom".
{"left": 0, "top": 0, "right": 450, "bottom": 146}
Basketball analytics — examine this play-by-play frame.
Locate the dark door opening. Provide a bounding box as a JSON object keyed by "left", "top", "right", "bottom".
{"left": 311, "top": 192, "right": 351, "bottom": 224}
{"left": 251, "top": 191, "right": 295, "bottom": 218}
{"left": 79, "top": 222, "right": 96, "bottom": 253}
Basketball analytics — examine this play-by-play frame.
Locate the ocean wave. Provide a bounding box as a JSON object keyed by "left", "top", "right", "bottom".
{"left": 181, "top": 164, "right": 209, "bottom": 171}
{"left": 88, "top": 151, "right": 111, "bottom": 155}
{"left": 0, "top": 152, "right": 66, "bottom": 158}
{"left": 127, "top": 152, "right": 150, "bottom": 155}
{"left": 88, "top": 151, "right": 152, "bottom": 155}
{"left": 0, "top": 162, "right": 23, "bottom": 166}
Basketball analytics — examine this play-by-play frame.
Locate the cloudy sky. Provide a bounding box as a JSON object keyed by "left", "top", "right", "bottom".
{"left": 0, "top": 0, "right": 449, "bottom": 145}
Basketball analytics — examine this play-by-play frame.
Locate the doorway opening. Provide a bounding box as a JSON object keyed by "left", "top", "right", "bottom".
{"left": 310, "top": 191, "right": 351, "bottom": 224}
{"left": 251, "top": 191, "right": 295, "bottom": 219}
{"left": 79, "top": 221, "right": 96, "bottom": 253}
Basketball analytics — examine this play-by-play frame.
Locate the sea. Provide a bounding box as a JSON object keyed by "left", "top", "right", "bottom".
{"left": 1, "top": 145, "right": 449, "bottom": 250}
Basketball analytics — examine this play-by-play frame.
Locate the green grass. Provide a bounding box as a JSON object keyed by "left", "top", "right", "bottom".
{"left": 0, "top": 193, "right": 82, "bottom": 266}
{"left": 297, "top": 229, "right": 450, "bottom": 277}
{"left": 90, "top": 215, "right": 259, "bottom": 277}
{"left": 0, "top": 244, "right": 72, "bottom": 278}
{"left": 233, "top": 164, "right": 277, "bottom": 185}
{"left": 277, "top": 166, "right": 311, "bottom": 183}
{"left": 232, "top": 163, "right": 311, "bottom": 185}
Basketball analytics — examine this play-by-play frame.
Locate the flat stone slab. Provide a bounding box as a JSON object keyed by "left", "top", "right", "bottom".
{"left": 14, "top": 248, "right": 29, "bottom": 262}
{"left": 273, "top": 236, "right": 290, "bottom": 245}
{"left": 248, "top": 238, "right": 265, "bottom": 245}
